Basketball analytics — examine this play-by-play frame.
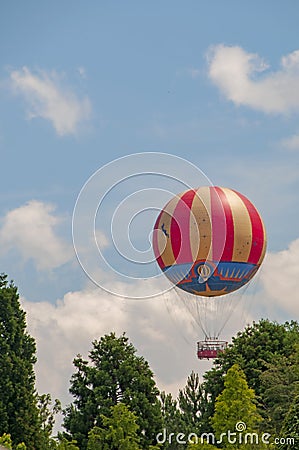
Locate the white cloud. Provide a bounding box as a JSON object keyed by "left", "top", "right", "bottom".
{"left": 21, "top": 277, "right": 206, "bottom": 403}
{"left": 21, "top": 287, "right": 173, "bottom": 410}
{"left": 21, "top": 273, "right": 255, "bottom": 420}
{"left": 18, "top": 237, "right": 299, "bottom": 434}
{"left": 22, "top": 288, "right": 128, "bottom": 402}
{"left": 207, "top": 45, "right": 299, "bottom": 114}
{"left": 10, "top": 67, "right": 91, "bottom": 135}
{"left": 281, "top": 132, "right": 299, "bottom": 150}
{"left": 0, "top": 200, "right": 72, "bottom": 270}
{"left": 260, "top": 238, "right": 299, "bottom": 318}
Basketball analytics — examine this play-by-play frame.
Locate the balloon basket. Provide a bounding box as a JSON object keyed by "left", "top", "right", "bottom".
{"left": 197, "top": 338, "right": 228, "bottom": 360}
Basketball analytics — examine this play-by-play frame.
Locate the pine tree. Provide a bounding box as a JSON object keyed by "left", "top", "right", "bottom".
{"left": 36, "top": 393, "right": 63, "bottom": 449}
{"left": 0, "top": 274, "right": 43, "bottom": 448}
{"left": 179, "top": 371, "right": 208, "bottom": 436}
{"left": 63, "top": 332, "right": 162, "bottom": 450}
{"left": 159, "top": 391, "right": 184, "bottom": 450}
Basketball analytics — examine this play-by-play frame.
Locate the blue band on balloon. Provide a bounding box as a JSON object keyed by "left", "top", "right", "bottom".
{"left": 163, "top": 260, "right": 258, "bottom": 296}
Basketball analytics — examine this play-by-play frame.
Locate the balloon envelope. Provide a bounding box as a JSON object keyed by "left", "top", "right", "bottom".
{"left": 153, "top": 186, "right": 266, "bottom": 297}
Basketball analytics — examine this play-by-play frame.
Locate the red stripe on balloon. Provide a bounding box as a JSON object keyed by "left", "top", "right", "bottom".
{"left": 212, "top": 187, "right": 234, "bottom": 261}
{"left": 233, "top": 190, "right": 264, "bottom": 264}
{"left": 171, "top": 190, "right": 196, "bottom": 263}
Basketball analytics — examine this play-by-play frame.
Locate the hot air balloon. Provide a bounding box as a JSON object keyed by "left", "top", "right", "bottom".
{"left": 153, "top": 186, "right": 266, "bottom": 359}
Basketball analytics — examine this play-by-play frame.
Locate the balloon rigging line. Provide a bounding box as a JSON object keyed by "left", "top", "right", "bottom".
{"left": 163, "top": 290, "right": 194, "bottom": 346}
{"left": 176, "top": 288, "right": 210, "bottom": 339}
{"left": 175, "top": 289, "right": 208, "bottom": 338}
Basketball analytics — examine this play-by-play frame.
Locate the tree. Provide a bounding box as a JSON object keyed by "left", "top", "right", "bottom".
{"left": 179, "top": 371, "right": 209, "bottom": 436}
{"left": 278, "top": 394, "right": 299, "bottom": 450}
{"left": 157, "top": 373, "right": 211, "bottom": 450}
{"left": 211, "top": 364, "right": 263, "bottom": 449}
{"left": 87, "top": 403, "right": 141, "bottom": 450}
{"left": 63, "top": 332, "right": 162, "bottom": 449}
{"left": 203, "top": 320, "right": 299, "bottom": 427}
{"left": 0, "top": 433, "right": 27, "bottom": 449}
{"left": 159, "top": 391, "right": 184, "bottom": 450}
{"left": 0, "top": 274, "right": 44, "bottom": 448}
{"left": 49, "top": 437, "right": 80, "bottom": 450}
{"left": 260, "top": 349, "right": 299, "bottom": 434}
{"left": 0, "top": 433, "right": 12, "bottom": 448}
{"left": 187, "top": 441, "right": 218, "bottom": 450}
{"left": 37, "top": 393, "right": 62, "bottom": 443}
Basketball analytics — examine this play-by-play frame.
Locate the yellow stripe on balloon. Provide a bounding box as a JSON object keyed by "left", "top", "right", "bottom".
{"left": 157, "top": 193, "right": 182, "bottom": 268}
{"left": 190, "top": 187, "right": 212, "bottom": 262}
{"left": 258, "top": 218, "right": 267, "bottom": 265}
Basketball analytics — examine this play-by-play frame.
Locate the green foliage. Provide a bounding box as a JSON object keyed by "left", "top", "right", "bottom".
{"left": 159, "top": 391, "right": 184, "bottom": 449}
{"left": 49, "top": 437, "right": 80, "bottom": 449}
{"left": 2, "top": 283, "right": 297, "bottom": 450}
{"left": 211, "top": 364, "right": 263, "bottom": 449}
{"left": 37, "top": 393, "right": 62, "bottom": 439}
{"left": 179, "top": 371, "right": 208, "bottom": 436}
{"left": 203, "top": 319, "right": 299, "bottom": 431}
{"left": 87, "top": 403, "right": 141, "bottom": 450}
{"left": 260, "top": 349, "right": 299, "bottom": 434}
{"left": 187, "top": 440, "right": 218, "bottom": 450}
{"left": 0, "top": 432, "right": 12, "bottom": 448}
{"left": 158, "top": 372, "right": 212, "bottom": 449}
{"left": 0, "top": 274, "right": 44, "bottom": 448}
{"left": 0, "top": 433, "right": 27, "bottom": 449}
{"left": 278, "top": 394, "right": 299, "bottom": 450}
{"left": 63, "top": 332, "right": 162, "bottom": 449}
{"left": 15, "top": 444, "right": 27, "bottom": 450}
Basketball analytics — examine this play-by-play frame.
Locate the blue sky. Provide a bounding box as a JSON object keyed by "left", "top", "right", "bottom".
{"left": 1, "top": 1, "right": 299, "bottom": 424}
